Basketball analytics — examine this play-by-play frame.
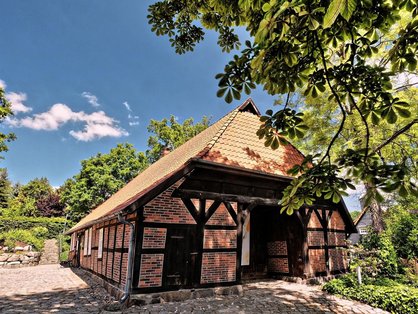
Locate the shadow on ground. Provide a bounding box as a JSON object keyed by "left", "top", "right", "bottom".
{"left": 0, "top": 288, "right": 105, "bottom": 313}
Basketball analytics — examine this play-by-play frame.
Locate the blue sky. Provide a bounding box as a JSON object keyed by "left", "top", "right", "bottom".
{"left": 0, "top": 1, "right": 361, "bottom": 210}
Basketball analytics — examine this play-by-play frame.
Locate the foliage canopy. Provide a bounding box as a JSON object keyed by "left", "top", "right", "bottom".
{"left": 148, "top": 0, "right": 418, "bottom": 214}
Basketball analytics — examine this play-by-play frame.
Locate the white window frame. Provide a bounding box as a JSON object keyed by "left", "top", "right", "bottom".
{"left": 83, "top": 230, "right": 88, "bottom": 256}
{"left": 87, "top": 228, "right": 92, "bottom": 256}
{"left": 359, "top": 227, "right": 368, "bottom": 235}
{"left": 70, "top": 234, "right": 74, "bottom": 251}
{"left": 98, "top": 228, "right": 104, "bottom": 259}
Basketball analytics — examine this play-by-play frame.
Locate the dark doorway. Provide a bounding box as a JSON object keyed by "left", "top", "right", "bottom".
{"left": 164, "top": 227, "right": 195, "bottom": 288}
{"left": 242, "top": 206, "right": 305, "bottom": 279}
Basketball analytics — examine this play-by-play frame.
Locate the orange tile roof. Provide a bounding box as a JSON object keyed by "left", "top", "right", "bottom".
{"left": 67, "top": 99, "right": 304, "bottom": 233}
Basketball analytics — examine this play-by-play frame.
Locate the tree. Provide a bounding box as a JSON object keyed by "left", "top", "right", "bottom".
{"left": 6, "top": 177, "right": 53, "bottom": 217}
{"left": 287, "top": 86, "right": 417, "bottom": 231}
{"left": 146, "top": 115, "right": 210, "bottom": 163}
{"left": 148, "top": 0, "right": 418, "bottom": 217}
{"left": 0, "top": 87, "right": 16, "bottom": 156}
{"left": 385, "top": 195, "right": 418, "bottom": 260}
{"left": 61, "top": 143, "right": 149, "bottom": 222}
{"left": 36, "top": 192, "right": 66, "bottom": 218}
{"left": 0, "top": 168, "right": 12, "bottom": 210}
{"left": 350, "top": 210, "right": 361, "bottom": 221}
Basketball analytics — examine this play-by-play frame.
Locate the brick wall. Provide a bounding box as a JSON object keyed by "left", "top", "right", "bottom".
{"left": 307, "top": 231, "right": 325, "bottom": 246}
{"left": 206, "top": 203, "right": 236, "bottom": 226}
{"left": 308, "top": 249, "right": 326, "bottom": 273}
{"left": 138, "top": 254, "right": 164, "bottom": 288}
{"left": 267, "top": 241, "right": 287, "bottom": 256}
{"left": 201, "top": 252, "right": 236, "bottom": 284}
{"left": 307, "top": 211, "right": 323, "bottom": 228}
{"left": 144, "top": 182, "right": 196, "bottom": 224}
{"left": 203, "top": 230, "right": 237, "bottom": 249}
{"left": 328, "top": 210, "right": 345, "bottom": 230}
{"left": 143, "top": 227, "right": 167, "bottom": 249}
{"left": 328, "top": 232, "right": 346, "bottom": 246}
{"left": 329, "top": 248, "right": 347, "bottom": 271}
{"left": 268, "top": 258, "right": 289, "bottom": 273}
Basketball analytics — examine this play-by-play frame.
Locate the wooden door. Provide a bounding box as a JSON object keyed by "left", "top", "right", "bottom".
{"left": 164, "top": 227, "right": 195, "bottom": 288}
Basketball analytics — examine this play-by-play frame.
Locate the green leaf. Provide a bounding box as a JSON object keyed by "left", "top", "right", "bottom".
{"left": 386, "top": 108, "right": 397, "bottom": 124}
{"left": 323, "top": 0, "right": 345, "bottom": 28}
{"left": 332, "top": 192, "right": 341, "bottom": 203}
{"left": 340, "top": 0, "right": 357, "bottom": 21}
{"left": 262, "top": 3, "right": 271, "bottom": 12}
{"left": 216, "top": 88, "right": 227, "bottom": 98}
{"left": 323, "top": 0, "right": 357, "bottom": 29}
{"left": 395, "top": 107, "right": 411, "bottom": 118}
{"left": 225, "top": 90, "right": 233, "bottom": 103}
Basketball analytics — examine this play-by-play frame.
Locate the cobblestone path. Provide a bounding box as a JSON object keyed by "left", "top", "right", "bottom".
{"left": 0, "top": 265, "right": 389, "bottom": 313}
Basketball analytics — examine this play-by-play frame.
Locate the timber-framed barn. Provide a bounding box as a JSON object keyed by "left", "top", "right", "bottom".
{"left": 67, "top": 99, "right": 356, "bottom": 299}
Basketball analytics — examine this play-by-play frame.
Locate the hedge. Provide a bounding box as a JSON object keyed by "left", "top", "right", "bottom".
{"left": 323, "top": 277, "right": 418, "bottom": 314}
{"left": 0, "top": 216, "right": 73, "bottom": 239}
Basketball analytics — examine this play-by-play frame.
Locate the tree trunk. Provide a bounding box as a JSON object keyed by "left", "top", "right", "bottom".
{"left": 364, "top": 183, "right": 384, "bottom": 233}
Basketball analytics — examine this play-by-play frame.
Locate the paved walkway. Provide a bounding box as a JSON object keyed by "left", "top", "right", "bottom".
{"left": 0, "top": 265, "right": 388, "bottom": 313}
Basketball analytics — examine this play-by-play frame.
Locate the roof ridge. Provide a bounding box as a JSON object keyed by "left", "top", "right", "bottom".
{"left": 197, "top": 108, "right": 240, "bottom": 158}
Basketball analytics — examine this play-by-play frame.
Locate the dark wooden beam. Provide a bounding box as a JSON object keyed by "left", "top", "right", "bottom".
{"left": 181, "top": 198, "right": 199, "bottom": 222}
{"left": 224, "top": 202, "right": 238, "bottom": 225}
{"left": 204, "top": 200, "right": 221, "bottom": 223}
{"left": 173, "top": 189, "right": 280, "bottom": 207}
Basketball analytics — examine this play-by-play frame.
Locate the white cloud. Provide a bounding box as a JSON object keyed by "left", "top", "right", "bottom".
{"left": 82, "top": 92, "right": 100, "bottom": 107}
{"left": 123, "top": 101, "right": 140, "bottom": 127}
{"left": 0, "top": 79, "right": 32, "bottom": 114}
{"left": 70, "top": 123, "right": 129, "bottom": 141}
{"left": 123, "top": 101, "right": 132, "bottom": 112}
{"left": 7, "top": 103, "right": 129, "bottom": 142}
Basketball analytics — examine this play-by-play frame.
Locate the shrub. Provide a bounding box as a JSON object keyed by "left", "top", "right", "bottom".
{"left": 357, "top": 230, "right": 399, "bottom": 278}
{"left": 0, "top": 216, "right": 72, "bottom": 239}
{"left": 0, "top": 228, "right": 45, "bottom": 251}
{"left": 323, "top": 276, "right": 418, "bottom": 314}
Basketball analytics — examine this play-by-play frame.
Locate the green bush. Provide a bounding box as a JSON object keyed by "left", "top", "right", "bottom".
{"left": 0, "top": 216, "right": 72, "bottom": 238}
{"left": 0, "top": 228, "right": 45, "bottom": 251}
{"left": 358, "top": 230, "right": 399, "bottom": 278}
{"left": 323, "top": 276, "right": 418, "bottom": 314}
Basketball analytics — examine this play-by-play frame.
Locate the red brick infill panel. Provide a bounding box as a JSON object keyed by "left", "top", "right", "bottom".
{"left": 307, "top": 231, "right": 325, "bottom": 246}
{"left": 143, "top": 227, "right": 167, "bottom": 249}
{"left": 203, "top": 230, "right": 237, "bottom": 249}
{"left": 138, "top": 254, "right": 164, "bottom": 288}
{"left": 308, "top": 249, "right": 326, "bottom": 273}
{"left": 267, "top": 241, "right": 288, "bottom": 256}
{"left": 144, "top": 183, "right": 196, "bottom": 224}
{"left": 201, "top": 252, "right": 236, "bottom": 284}
{"left": 206, "top": 203, "right": 236, "bottom": 226}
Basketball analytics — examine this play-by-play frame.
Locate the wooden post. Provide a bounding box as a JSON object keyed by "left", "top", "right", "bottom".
{"left": 236, "top": 203, "right": 243, "bottom": 283}
{"left": 193, "top": 199, "right": 205, "bottom": 288}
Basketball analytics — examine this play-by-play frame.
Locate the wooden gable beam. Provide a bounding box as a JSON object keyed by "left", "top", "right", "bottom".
{"left": 204, "top": 200, "right": 221, "bottom": 224}
{"left": 173, "top": 189, "right": 280, "bottom": 207}
{"left": 224, "top": 202, "right": 238, "bottom": 225}
{"left": 181, "top": 198, "right": 200, "bottom": 223}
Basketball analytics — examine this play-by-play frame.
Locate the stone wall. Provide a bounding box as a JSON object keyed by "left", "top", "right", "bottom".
{"left": 0, "top": 251, "right": 41, "bottom": 267}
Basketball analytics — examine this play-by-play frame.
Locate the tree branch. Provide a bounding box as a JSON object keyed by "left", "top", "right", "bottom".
{"left": 315, "top": 32, "right": 347, "bottom": 164}
{"left": 373, "top": 119, "right": 418, "bottom": 154}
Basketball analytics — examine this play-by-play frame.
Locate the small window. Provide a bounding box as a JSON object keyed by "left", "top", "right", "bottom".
{"left": 98, "top": 228, "right": 104, "bottom": 259}
{"left": 88, "top": 228, "right": 92, "bottom": 256}
{"left": 70, "top": 234, "right": 74, "bottom": 251}
{"left": 359, "top": 227, "right": 368, "bottom": 235}
{"left": 83, "top": 230, "right": 88, "bottom": 256}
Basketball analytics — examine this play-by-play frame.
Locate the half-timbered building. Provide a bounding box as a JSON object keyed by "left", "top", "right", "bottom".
{"left": 67, "top": 99, "right": 356, "bottom": 299}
